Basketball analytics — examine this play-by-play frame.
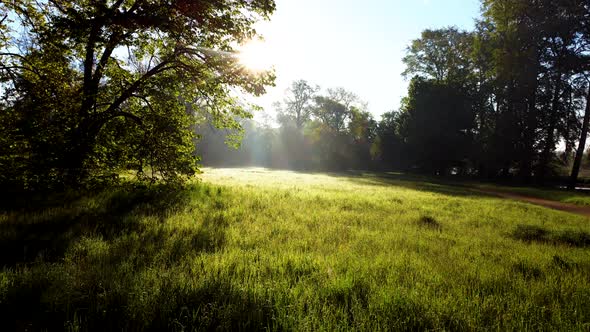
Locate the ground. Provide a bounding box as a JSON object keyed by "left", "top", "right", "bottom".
{"left": 0, "top": 168, "right": 589, "bottom": 331}
{"left": 473, "top": 187, "right": 590, "bottom": 217}
{"left": 472, "top": 182, "right": 590, "bottom": 207}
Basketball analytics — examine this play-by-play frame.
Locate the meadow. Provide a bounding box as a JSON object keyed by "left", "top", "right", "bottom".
{"left": 1, "top": 168, "right": 589, "bottom": 331}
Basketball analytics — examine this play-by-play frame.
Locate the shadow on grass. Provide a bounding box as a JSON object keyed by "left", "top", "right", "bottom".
{"left": 0, "top": 183, "right": 248, "bottom": 331}
{"left": 0, "top": 184, "right": 216, "bottom": 268}
{"left": 512, "top": 224, "right": 590, "bottom": 248}
{"left": 335, "top": 171, "right": 486, "bottom": 198}
{"left": 3, "top": 275, "right": 280, "bottom": 332}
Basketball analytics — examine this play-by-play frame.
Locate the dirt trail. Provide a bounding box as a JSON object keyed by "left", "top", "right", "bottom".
{"left": 473, "top": 188, "right": 590, "bottom": 218}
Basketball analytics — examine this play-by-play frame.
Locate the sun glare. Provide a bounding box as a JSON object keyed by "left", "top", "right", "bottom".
{"left": 238, "top": 40, "right": 274, "bottom": 72}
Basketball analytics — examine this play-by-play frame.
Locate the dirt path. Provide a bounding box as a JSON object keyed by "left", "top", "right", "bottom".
{"left": 473, "top": 188, "right": 590, "bottom": 217}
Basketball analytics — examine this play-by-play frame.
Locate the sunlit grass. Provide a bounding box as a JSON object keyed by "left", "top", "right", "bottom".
{"left": 0, "top": 168, "right": 589, "bottom": 330}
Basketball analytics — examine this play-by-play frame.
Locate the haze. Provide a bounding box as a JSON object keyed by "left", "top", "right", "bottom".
{"left": 251, "top": 0, "right": 481, "bottom": 118}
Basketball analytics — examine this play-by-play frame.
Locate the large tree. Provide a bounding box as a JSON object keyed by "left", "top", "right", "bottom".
{"left": 0, "top": 0, "right": 275, "bottom": 188}
{"left": 402, "top": 27, "right": 473, "bottom": 83}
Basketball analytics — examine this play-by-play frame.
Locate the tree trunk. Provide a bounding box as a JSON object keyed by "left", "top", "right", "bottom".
{"left": 520, "top": 94, "right": 538, "bottom": 183}
{"left": 564, "top": 124, "right": 573, "bottom": 164}
{"left": 564, "top": 140, "right": 573, "bottom": 164}
{"left": 63, "top": 139, "right": 91, "bottom": 187}
{"left": 538, "top": 72, "right": 563, "bottom": 182}
{"left": 569, "top": 87, "right": 590, "bottom": 190}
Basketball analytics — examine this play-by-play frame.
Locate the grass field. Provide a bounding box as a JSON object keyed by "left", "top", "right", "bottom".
{"left": 1, "top": 168, "right": 589, "bottom": 331}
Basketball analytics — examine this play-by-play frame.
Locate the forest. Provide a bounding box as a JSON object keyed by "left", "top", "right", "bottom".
{"left": 200, "top": 1, "right": 590, "bottom": 188}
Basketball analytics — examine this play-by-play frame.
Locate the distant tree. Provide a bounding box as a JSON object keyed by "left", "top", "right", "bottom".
{"left": 349, "top": 109, "right": 377, "bottom": 143}
{"left": 0, "top": 0, "right": 275, "bottom": 188}
{"left": 277, "top": 80, "right": 319, "bottom": 130}
{"left": 348, "top": 108, "right": 377, "bottom": 168}
{"left": 313, "top": 96, "right": 350, "bottom": 133}
{"left": 327, "top": 87, "right": 362, "bottom": 110}
{"left": 374, "top": 111, "right": 405, "bottom": 169}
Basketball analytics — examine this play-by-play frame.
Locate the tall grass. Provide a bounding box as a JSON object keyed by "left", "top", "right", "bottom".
{"left": 1, "top": 168, "right": 589, "bottom": 331}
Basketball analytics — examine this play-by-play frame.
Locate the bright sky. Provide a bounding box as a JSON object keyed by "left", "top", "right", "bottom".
{"left": 246, "top": 0, "right": 482, "bottom": 121}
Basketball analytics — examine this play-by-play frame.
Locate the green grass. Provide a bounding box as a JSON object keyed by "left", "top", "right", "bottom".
{"left": 1, "top": 167, "right": 589, "bottom": 331}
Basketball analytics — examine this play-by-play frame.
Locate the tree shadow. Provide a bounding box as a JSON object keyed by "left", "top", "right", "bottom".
{"left": 0, "top": 183, "right": 227, "bottom": 268}
{"left": 3, "top": 271, "right": 280, "bottom": 332}
{"left": 322, "top": 170, "right": 488, "bottom": 198}
{"left": 0, "top": 183, "right": 242, "bottom": 331}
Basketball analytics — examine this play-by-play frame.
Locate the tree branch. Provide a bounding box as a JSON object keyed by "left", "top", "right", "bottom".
{"left": 108, "top": 111, "right": 143, "bottom": 126}
{"left": 92, "top": 30, "right": 128, "bottom": 88}
{"left": 47, "top": 0, "right": 68, "bottom": 15}
{"left": 81, "top": 21, "right": 102, "bottom": 116}
{"left": 131, "top": 94, "right": 155, "bottom": 115}
{"left": 102, "top": 60, "right": 176, "bottom": 117}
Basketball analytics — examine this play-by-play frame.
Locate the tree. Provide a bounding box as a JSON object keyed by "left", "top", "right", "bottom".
{"left": 479, "top": 0, "right": 546, "bottom": 181}
{"left": 570, "top": 85, "right": 590, "bottom": 189}
{"left": 327, "top": 87, "right": 362, "bottom": 110}
{"left": 524, "top": 0, "right": 589, "bottom": 181}
{"left": 0, "top": 0, "right": 275, "bottom": 188}
{"left": 402, "top": 27, "right": 473, "bottom": 83}
{"left": 348, "top": 108, "right": 377, "bottom": 168}
{"left": 312, "top": 88, "right": 363, "bottom": 133}
{"left": 277, "top": 80, "right": 318, "bottom": 130}
{"left": 397, "top": 77, "right": 474, "bottom": 175}
{"left": 383, "top": 0, "right": 590, "bottom": 182}
{"left": 374, "top": 111, "right": 405, "bottom": 169}
{"left": 313, "top": 96, "right": 350, "bottom": 133}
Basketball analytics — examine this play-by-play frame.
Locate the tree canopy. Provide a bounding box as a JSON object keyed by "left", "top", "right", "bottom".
{"left": 0, "top": 0, "right": 275, "bottom": 189}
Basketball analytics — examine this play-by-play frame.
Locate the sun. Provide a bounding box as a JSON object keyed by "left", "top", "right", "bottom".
{"left": 238, "top": 39, "right": 274, "bottom": 72}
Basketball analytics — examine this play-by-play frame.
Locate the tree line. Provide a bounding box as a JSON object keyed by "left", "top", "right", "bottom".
{"left": 395, "top": 0, "right": 589, "bottom": 187}
{"left": 198, "top": 82, "right": 377, "bottom": 171}
{"left": 1, "top": 0, "right": 589, "bottom": 190}
{"left": 201, "top": 0, "right": 590, "bottom": 188}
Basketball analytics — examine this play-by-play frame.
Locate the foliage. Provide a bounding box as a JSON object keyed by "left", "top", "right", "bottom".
{"left": 396, "top": 77, "right": 474, "bottom": 175}
{"left": 402, "top": 27, "right": 474, "bottom": 83}
{"left": 0, "top": 0, "right": 276, "bottom": 189}
{"left": 313, "top": 96, "right": 350, "bottom": 133}
{"left": 193, "top": 0, "right": 590, "bottom": 187}
{"left": 384, "top": 0, "right": 590, "bottom": 183}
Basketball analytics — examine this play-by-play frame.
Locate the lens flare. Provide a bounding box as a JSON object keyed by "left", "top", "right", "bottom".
{"left": 238, "top": 40, "right": 273, "bottom": 72}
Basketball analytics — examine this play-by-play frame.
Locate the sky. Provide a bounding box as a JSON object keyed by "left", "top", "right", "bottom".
{"left": 246, "top": 0, "right": 482, "bottom": 121}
